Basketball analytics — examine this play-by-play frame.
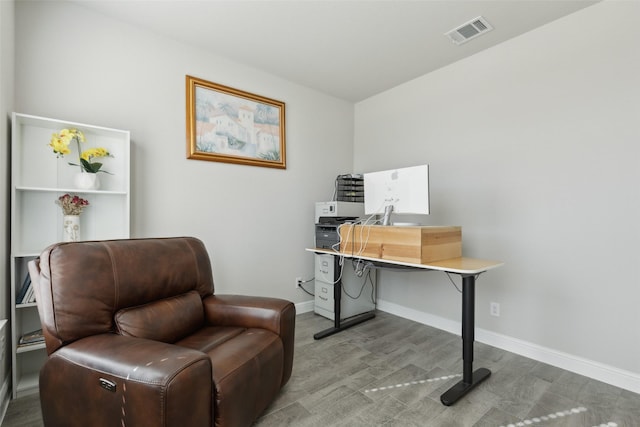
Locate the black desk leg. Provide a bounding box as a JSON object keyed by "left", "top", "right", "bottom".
{"left": 313, "top": 311, "right": 376, "bottom": 340}
{"left": 440, "top": 274, "right": 491, "bottom": 406}
{"left": 314, "top": 256, "right": 375, "bottom": 340}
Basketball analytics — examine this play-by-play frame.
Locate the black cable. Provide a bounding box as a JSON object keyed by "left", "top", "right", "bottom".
{"left": 368, "top": 269, "right": 377, "bottom": 306}
{"left": 445, "top": 272, "right": 481, "bottom": 293}
{"left": 342, "top": 266, "right": 371, "bottom": 300}
{"left": 445, "top": 272, "right": 462, "bottom": 293}
{"left": 299, "top": 278, "right": 315, "bottom": 296}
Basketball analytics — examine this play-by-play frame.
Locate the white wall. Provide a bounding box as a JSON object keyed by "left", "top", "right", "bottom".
{"left": 14, "top": 0, "right": 352, "bottom": 302}
{"left": 0, "top": 0, "right": 15, "bottom": 414}
{"left": 1, "top": 0, "right": 14, "bottom": 315}
{"left": 355, "top": 0, "right": 640, "bottom": 384}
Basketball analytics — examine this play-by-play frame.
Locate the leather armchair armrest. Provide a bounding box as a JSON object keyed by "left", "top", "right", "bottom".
{"left": 39, "top": 334, "right": 212, "bottom": 427}
{"left": 203, "top": 295, "right": 294, "bottom": 333}
{"left": 203, "top": 294, "right": 295, "bottom": 385}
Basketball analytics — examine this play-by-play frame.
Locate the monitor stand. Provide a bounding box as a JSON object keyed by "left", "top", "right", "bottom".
{"left": 382, "top": 205, "right": 394, "bottom": 226}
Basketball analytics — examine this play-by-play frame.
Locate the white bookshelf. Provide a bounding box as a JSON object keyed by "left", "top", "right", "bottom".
{"left": 10, "top": 113, "right": 130, "bottom": 398}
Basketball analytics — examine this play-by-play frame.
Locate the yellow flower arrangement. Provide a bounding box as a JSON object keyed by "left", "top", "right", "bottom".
{"left": 49, "top": 128, "right": 113, "bottom": 174}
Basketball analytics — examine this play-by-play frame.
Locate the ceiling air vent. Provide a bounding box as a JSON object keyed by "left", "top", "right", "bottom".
{"left": 445, "top": 16, "right": 493, "bottom": 45}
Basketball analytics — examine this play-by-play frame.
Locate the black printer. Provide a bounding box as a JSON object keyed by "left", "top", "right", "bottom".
{"left": 315, "top": 216, "right": 358, "bottom": 249}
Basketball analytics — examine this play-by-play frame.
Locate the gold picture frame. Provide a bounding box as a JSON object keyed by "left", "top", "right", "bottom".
{"left": 186, "top": 75, "right": 286, "bottom": 169}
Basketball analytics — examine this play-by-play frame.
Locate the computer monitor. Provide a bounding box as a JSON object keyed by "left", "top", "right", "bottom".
{"left": 364, "top": 164, "right": 430, "bottom": 225}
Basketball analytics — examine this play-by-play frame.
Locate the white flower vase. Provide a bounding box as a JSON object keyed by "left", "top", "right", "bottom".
{"left": 63, "top": 215, "right": 81, "bottom": 242}
{"left": 74, "top": 172, "right": 100, "bottom": 190}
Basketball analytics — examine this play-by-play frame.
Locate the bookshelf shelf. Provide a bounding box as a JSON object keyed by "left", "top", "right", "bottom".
{"left": 15, "top": 303, "right": 38, "bottom": 309}
{"left": 16, "top": 186, "right": 128, "bottom": 195}
{"left": 16, "top": 342, "right": 46, "bottom": 354}
{"left": 10, "top": 113, "right": 130, "bottom": 398}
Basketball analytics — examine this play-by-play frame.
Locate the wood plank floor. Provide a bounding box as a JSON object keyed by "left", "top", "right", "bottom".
{"left": 4, "top": 311, "right": 639, "bottom": 426}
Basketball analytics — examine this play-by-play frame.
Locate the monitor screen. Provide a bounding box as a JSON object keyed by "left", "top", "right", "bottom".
{"left": 364, "top": 164, "right": 430, "bottom": 218}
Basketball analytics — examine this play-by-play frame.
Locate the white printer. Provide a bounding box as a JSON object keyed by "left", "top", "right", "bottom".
{"left": 314, "top": 201, "right": 364, "bottom": 223}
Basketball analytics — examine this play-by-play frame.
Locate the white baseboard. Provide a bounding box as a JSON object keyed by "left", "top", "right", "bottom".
{"left": 295, "top": 300, "right": 315, "bottom": 314}
{"left": 377, "top": 299, "right": 640, "bottom": 395}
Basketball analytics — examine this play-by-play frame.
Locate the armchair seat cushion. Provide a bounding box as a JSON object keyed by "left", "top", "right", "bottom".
{"left": 175, "top": 326, "right": 245, "bottom": 353}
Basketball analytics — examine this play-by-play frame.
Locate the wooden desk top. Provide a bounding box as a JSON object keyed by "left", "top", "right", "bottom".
{"left": 306, "top": 248, "right": 504, "bottom": 275}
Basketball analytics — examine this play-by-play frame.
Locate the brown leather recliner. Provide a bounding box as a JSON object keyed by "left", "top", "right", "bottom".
{"left": 28, "top": 237, "right": 295, "bottom": 427}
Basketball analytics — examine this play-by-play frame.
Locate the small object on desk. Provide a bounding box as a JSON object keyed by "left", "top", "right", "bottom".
{"left": 339, "top": 224, "right": 462, "bottom": 264}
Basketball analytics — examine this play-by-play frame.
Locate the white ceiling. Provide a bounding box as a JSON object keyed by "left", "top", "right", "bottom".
{"left": 71, "top": 0, "right": 600, "bottom": 102}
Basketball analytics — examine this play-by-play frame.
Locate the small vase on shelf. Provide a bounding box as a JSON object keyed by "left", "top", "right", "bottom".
{"left": 57, "top": 194, "right": 89, "bottom": 242}
{"left": 63, "top": 215, "right": 81, "bottom": 242}
{"left": 74, "top": 172, "right": 100, "bottom": 190}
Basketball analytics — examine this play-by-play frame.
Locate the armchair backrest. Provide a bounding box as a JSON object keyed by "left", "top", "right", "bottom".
{"left": 29, "top": 237, "right": 215, "bottom": 354}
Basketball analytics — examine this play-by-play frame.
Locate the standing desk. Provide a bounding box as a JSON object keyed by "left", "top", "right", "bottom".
{"left": 306, "top": 247, "right": 503, "bottom": 406}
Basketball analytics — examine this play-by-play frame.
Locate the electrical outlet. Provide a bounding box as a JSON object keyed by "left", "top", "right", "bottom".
{"left": 490, "top": 302, "right": 500, "bottom": 317}
{"left": 295, "top": 277, "right": 302, "bottom": 289}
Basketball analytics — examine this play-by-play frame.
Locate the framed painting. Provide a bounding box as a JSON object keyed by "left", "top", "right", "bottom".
{"left": 186, "top": 75, "right": 286, "bottom": 169}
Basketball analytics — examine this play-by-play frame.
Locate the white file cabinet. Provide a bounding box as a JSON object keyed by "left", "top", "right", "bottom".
{"left": 314, "top": 254, "right": 375, "bottom": 321}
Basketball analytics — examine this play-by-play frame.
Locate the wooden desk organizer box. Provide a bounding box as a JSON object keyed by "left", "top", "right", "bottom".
{"left": 339, "top": 225, "right": 462, "bottom": 264}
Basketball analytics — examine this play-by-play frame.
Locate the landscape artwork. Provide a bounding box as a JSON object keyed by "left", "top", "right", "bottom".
{"left": 186, "top": 75, "right": 286, "bottom": 169}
